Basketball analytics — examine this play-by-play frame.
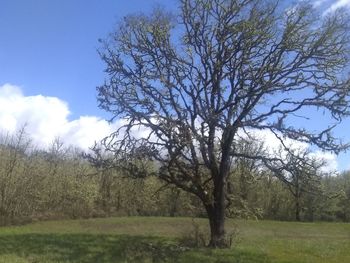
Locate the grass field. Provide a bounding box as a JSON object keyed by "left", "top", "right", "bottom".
{"left": 0, "top": 217, "right": 349, "bottom": 262}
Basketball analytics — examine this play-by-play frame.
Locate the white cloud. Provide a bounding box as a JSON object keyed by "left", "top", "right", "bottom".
{"left": 326, "top": 0, "right": 350, "bottom": 13}
{"left": 0, "top": 84, "right": 163, "bottom": 151}
{"left": 310, "top": 151, "right": 338, "bottom": 173}
{"left": 0, "top": 83, "right": 341, "bottom": 171}
{"left": 0, "top": 84, "right": 116, "bottom": 150}
{"left": 312, "top": 0, "right": 328, "bottom": 8}
{"left": 240, "top": 128, "right": 338, "bottom": 173}
{"left": 61, "top": 116, "right": 115, "bottom": 149}
{"left": 310, "top": 0, "right": 350, "bottom": 14}
{"left": 244, "top": 128, "right": 309, "bottom": 153}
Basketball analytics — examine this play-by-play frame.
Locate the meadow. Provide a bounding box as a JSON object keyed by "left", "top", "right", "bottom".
{"left": 0, "top": 217, "right": 349, "bottom": 263}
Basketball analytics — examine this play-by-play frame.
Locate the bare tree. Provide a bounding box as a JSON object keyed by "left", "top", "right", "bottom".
{"left": 263, "top": 148, "right": 326, "bottom": 221}
{"left": 97, "top": 0, "right": 350, "bottom": 247}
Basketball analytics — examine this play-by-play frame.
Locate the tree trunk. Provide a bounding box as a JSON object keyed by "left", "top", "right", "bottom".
{"left": 205, "top": 173, "right": 228, "bottom": 248}
{"left": 207, "top": 205, "right": 227, "bottom": 248}
{"left": 295, "top": 197, "right": 301, "bottom": 221}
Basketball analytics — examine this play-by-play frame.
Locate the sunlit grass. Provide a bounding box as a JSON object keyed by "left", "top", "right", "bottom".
{"left": 0, "top": 217, "right": 349, "bottom": 262}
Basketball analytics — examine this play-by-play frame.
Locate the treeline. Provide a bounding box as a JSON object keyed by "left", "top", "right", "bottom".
{"left": 0, "top": 129, "right": 201, "bottom": 226}
{"left": 0, "top": 129, "right": 349, "bottom": 226}
{"left": 228, "top": 167, "right": 350, "bottom": 222}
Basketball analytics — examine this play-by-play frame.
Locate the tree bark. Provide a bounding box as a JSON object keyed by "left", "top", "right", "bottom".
{"left": 205, "top": 174, "right": 228, "bottom": 248}
{"left": 207, "top": 206, "right": 227, "bottom": 248}
{"left": 295, "top": 197, "right": 301, "bottom": 221}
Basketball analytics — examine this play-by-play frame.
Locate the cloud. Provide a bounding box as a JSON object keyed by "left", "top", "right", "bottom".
{"left": 0, "top": 83, "right": 116, "bottom": 150}
{"left": 326, "top": 0, "right": 350, "bottom": 13}
{"left": 309, "top": 0, "right": 350, "bottom": 14}
{"left": 312, "top": 0, "right": 328, "bottom": 8}
{"left": 0, "top": 83, "right": 340, "bottom": 171}
{"left": 240, "top": 128, "right": 338, "bottom": 173}
{"left": 243, "top": 128, "right": 309, "bottom": 153}
{"left": 310, "top": 151, "right": 338, "bottom": 173}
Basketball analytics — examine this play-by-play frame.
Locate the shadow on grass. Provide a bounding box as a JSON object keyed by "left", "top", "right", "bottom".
{"left": 0, "top": 233, "right": 270, "bottom": 262}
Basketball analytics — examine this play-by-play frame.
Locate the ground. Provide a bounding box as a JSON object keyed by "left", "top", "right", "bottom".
{"left": 0, "top": 217, "right": 349, "bottom": 262}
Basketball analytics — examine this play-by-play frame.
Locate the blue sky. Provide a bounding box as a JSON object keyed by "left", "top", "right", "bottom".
{"left": 0, "top": 0, "right": 349, "bottom": 170}
{"left": 0, "top": 0, "right": 176, "bottom": 118}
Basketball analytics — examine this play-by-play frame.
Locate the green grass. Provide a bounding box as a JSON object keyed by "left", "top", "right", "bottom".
{"left": 0, "top": 217, "right": 349, "bottom": 262}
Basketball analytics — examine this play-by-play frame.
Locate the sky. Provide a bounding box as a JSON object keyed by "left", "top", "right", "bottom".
{"left": 0, "top": 0, "right": 349, "bottom": 171}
